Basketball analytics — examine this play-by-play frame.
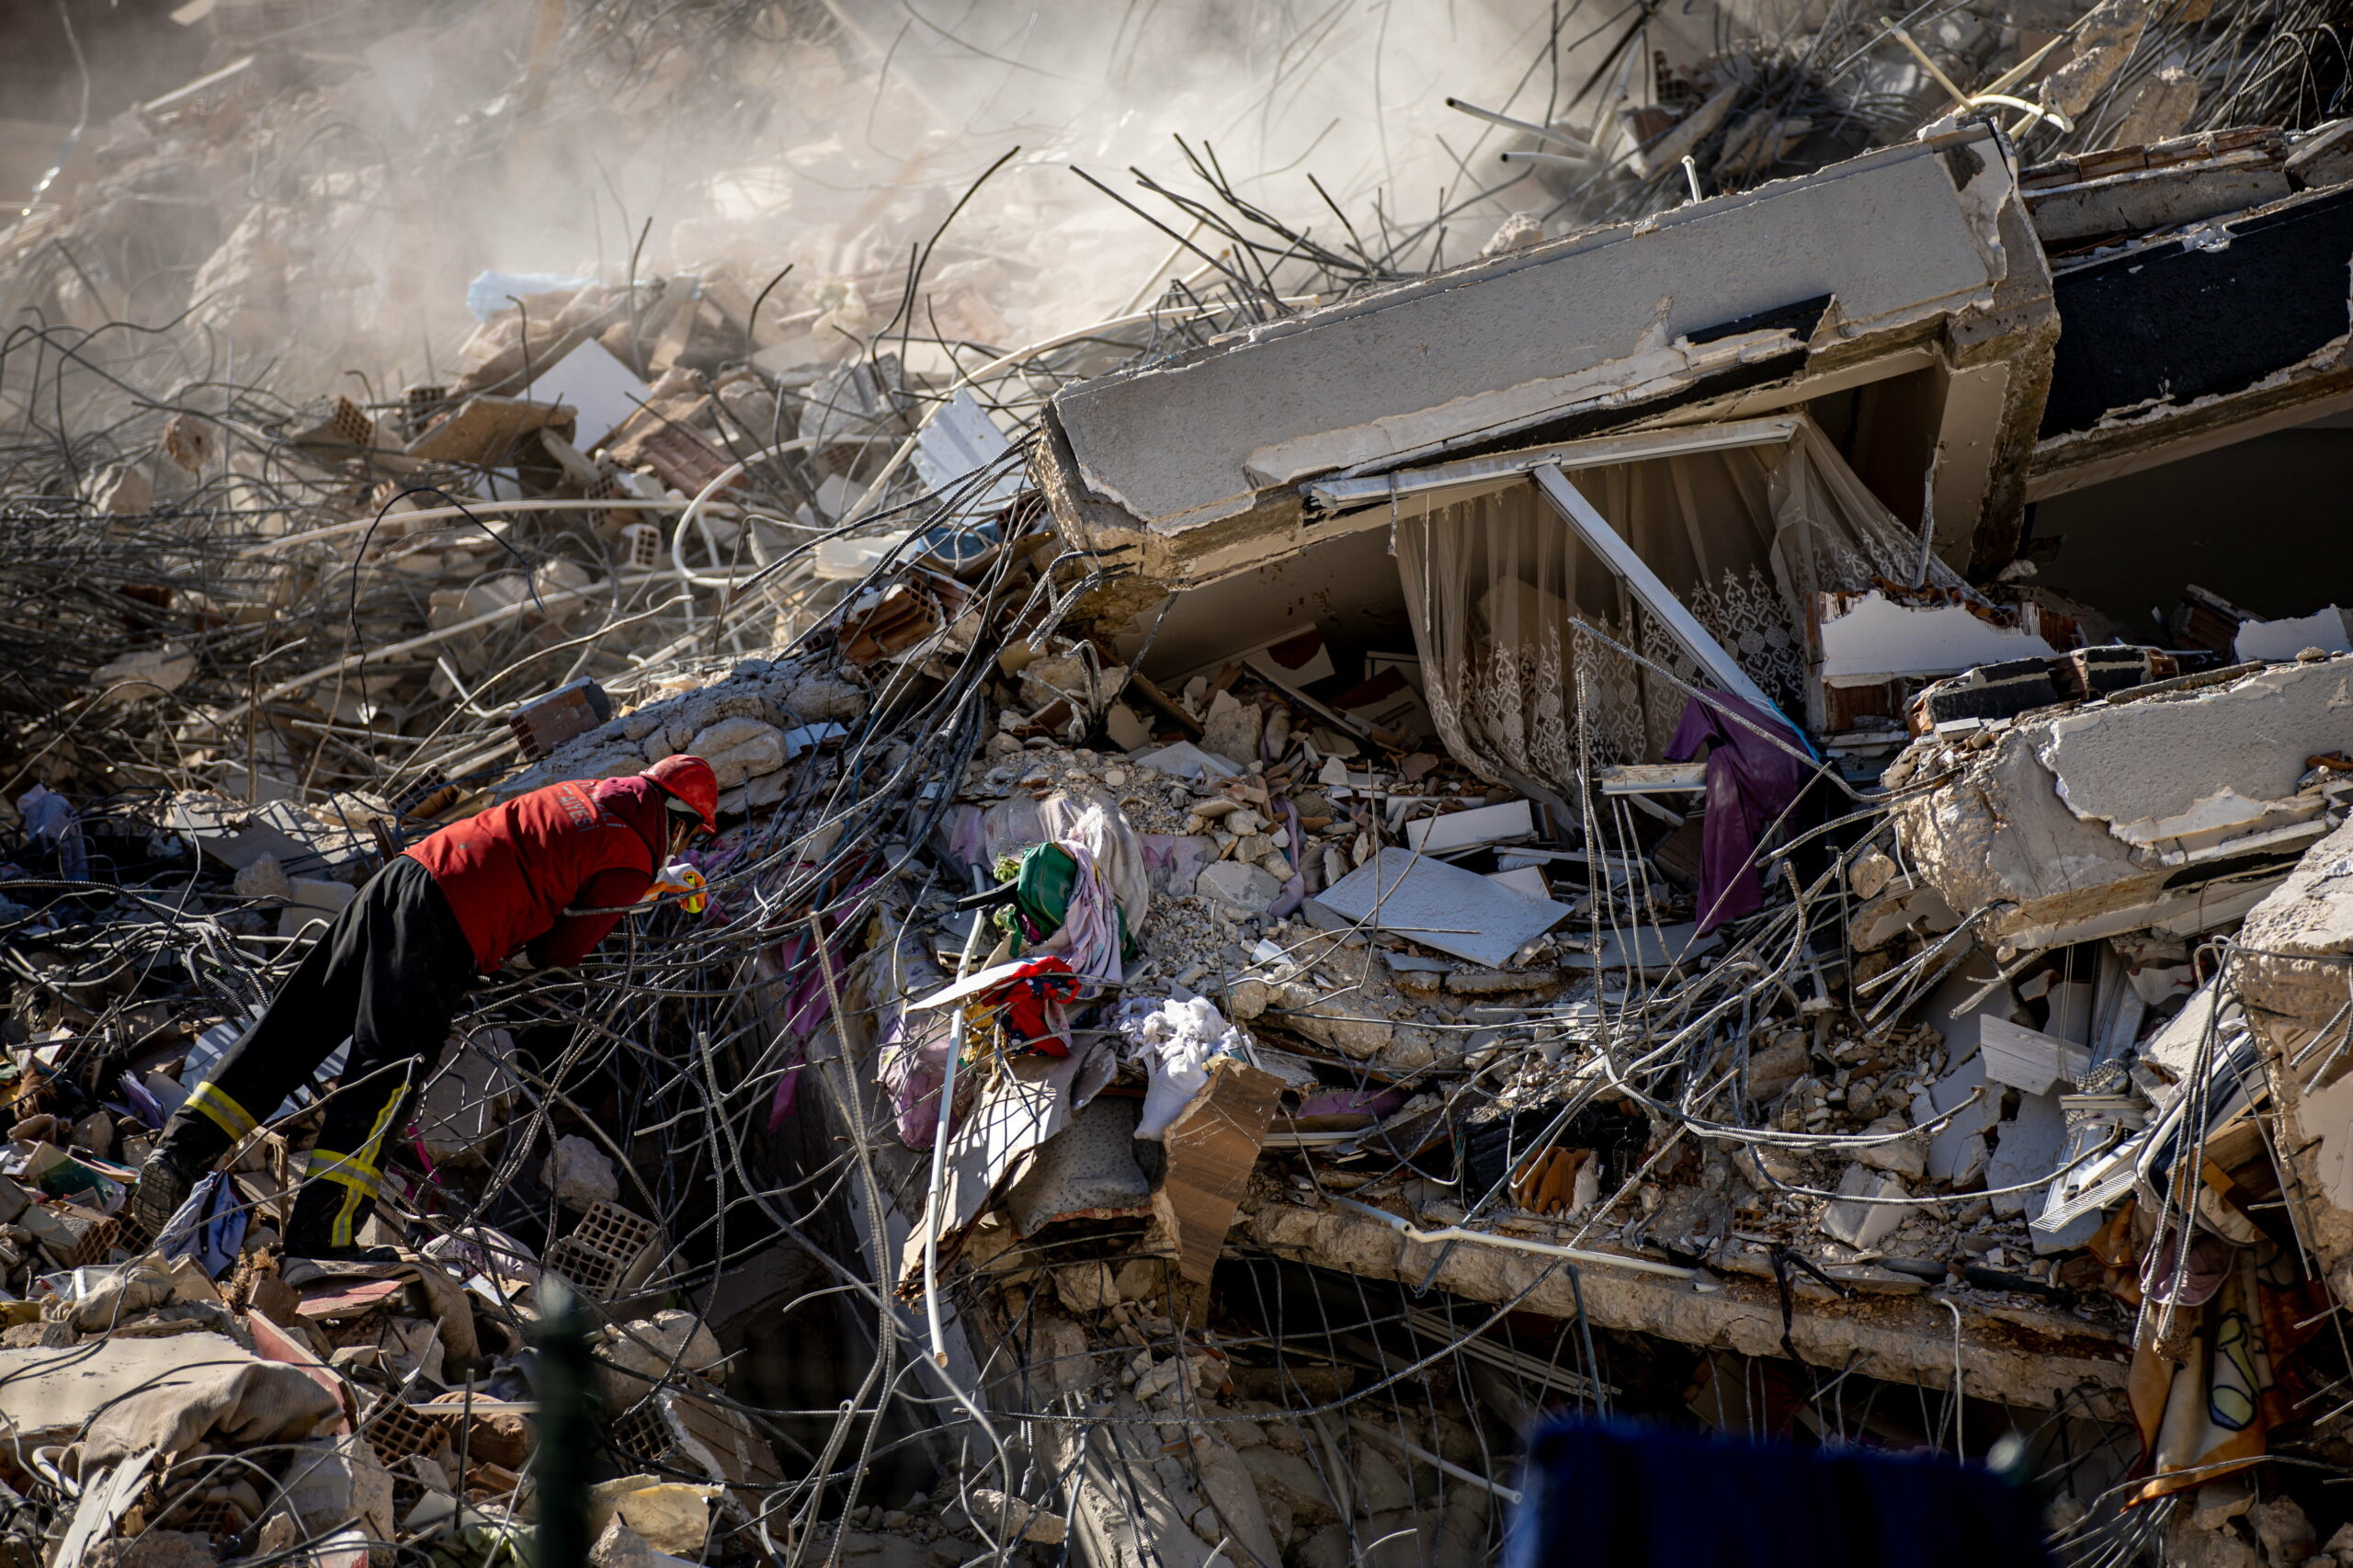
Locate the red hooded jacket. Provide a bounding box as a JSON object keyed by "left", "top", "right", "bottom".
{"left": 404, "top": 775, "right": 670, "bottom": 972}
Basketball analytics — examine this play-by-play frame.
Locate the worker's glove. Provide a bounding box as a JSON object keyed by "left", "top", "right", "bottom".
{"left": 501, "top": 951, "right": 540, "bottom": 976}
{"left": 649, "top": 860, "right": 709, "bottom": 915}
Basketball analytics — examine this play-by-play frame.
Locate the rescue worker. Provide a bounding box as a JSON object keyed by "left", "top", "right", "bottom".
{"left": 128, "top": 753, "right": 722, "bottom": 1262}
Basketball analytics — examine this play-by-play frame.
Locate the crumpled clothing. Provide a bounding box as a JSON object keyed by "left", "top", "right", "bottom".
{"left": 981, "top": 954, "right": 1083, "bottom": 1057}
{"left": 949, "top": 789, "right": 1150, "bottom": 946}
{"left": 1037, "top": 794, "right": 1150, "bottom": 938}
{"left": 876, "top": 929, "right": 957, "bottom": 1150}
{"left": 1116, "top": 995, "right": 1249, "bottom": 1139}
{"left": 49, "top": 1333, "right": 346, "bottom": 1477}
{"left": 758, "top": 882, "right": 873, "bottom": 1129}
{"left": 419, "top": 1221, "right": 542, "bottom": 1288}
{"left": 883, "top": 949, "right": 1090, "bottom": 1145}
{"left": 156, "top": 1172, "right": 249, "bottom": 1279}
{"left": 881, "top": 1011, "right": 958, "bottom": 1149}
{"left": 2139, "top": 1223, "right": 2237, "bottom": 1307}
{"left": 1664, "top": 691, "right": 1813, "bottom": 934}
{"left": 1027, "top": 837, "right": 1126, "bottom": 983}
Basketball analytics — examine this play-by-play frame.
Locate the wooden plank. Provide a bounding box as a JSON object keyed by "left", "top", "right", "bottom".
{"left": 1597, "top": 762, "right": 1709, "bottom": 795}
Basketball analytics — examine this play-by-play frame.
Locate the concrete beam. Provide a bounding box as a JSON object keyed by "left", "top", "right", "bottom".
{"left": 2232, "top": 821, "right": 2353, "bottom": 1309}
{"left": 1242, "top": 1200, "right": 2129, "bottom": 1409}
{"left": 2027, "top": 160, "right": 2294, "bottom": 245}
{"left": 1037, "top": 126, "right": 2054, "bottom": 588}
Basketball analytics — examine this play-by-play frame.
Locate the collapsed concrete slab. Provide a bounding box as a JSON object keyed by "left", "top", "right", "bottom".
{"left": 2019, "top": 128, "right": 2291, "bottom": 247}
{"left": 2232, "top": 819, "right": 2353, "bottom": 1305}
{"left": 1889, "top": 657, "right": 2353, "bottom": 954}
{"left": 1038, "top": 125, "right": 2054, "bottom": 585}
{"left": 2028, "top": 182, "right": 2353, "bottom": 504}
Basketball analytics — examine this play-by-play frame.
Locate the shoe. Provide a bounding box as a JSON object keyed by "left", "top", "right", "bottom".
{"left": 127, "top": 1150, "right": 199, "bottom": 1239}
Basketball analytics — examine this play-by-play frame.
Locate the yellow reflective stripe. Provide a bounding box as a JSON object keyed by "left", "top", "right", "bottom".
{"left": 307, "top": 1163, "right": 369, "bottom": 1250}
{"left": 352, "top": 1080, "right": 407, "bottom": 1173}
{"left": 303, "top": 1148, "right": 381, "bottom": 1198}
{"left": 188, "top": 1080, "right": 258, "bottom": 1142}
{"left": 310, "top": 1078, "right": 410, "bottom": 1248}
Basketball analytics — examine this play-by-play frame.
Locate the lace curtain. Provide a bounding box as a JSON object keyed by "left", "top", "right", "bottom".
{"left": 1392, "top": 418, "right": 1960, "bottom": 795}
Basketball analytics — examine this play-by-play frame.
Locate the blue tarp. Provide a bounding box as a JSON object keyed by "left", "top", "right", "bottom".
{"left": 1506, "top": 1418, "right": 2052, "bottom": 1568}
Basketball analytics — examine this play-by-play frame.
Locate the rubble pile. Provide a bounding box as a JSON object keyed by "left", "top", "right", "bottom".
{"left": 11, "top": 0, "right": 2353, "bottom": 1566}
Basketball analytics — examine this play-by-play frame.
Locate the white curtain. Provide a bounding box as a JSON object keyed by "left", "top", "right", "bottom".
{"left": 1392, "top": 418, "right": 1960, "bottom": 794}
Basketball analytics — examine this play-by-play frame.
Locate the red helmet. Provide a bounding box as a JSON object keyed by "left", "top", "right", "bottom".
{"left": 645, "top": 754, "right": 719, "bottom": 834}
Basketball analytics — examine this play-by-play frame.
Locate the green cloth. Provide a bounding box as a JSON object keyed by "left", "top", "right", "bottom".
{"left": 1001, "top": 841, "right": 1135, "bottom": 960}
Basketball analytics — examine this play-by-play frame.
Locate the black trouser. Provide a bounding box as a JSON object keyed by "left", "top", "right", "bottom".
{"left": 158, "top": 856, "right": 477, "bottom": 1250}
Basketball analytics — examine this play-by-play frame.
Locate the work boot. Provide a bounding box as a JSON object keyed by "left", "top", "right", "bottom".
{"left": 282, "top": 1177, "right": 400, "bottom": 1273}
{"left": 126, "top": 1147, "right": 201, "bottom": 1241}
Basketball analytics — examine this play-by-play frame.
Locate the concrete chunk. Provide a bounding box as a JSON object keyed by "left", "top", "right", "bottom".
{"left": 1891, "top": 658, "right": 2353, "bottom": 951}
{"left": 1820, "top": 1165, "right": 1906, "bottom": 1250}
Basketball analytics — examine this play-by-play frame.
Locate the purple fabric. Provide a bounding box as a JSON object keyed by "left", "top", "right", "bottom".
{"left": 761, "top": 928, "right": 835, "bottom": 1128}
{"left": 1291, "top": 1086, "right": 1408, "bottom": 1123}
{"left": 879, "top": 1001, "right": 957, "bottom": 1149}
{"left": 1665, "top": 691, "right": 1812, "bottom": 934}
{"left": 761, "top": 879, "right": 877, "bottom": 1128}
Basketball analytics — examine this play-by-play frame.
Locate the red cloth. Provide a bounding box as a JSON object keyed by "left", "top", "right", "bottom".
{"left": 981, "top": 955, "right": 1083, "bottom": 1057}
{"left": 404, "top": 776, "right": 668, "bottom": 972}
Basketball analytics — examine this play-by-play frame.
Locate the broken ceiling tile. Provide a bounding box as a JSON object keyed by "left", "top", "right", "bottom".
{"left": 1815, "top": 590, "right": 2059, "bottom": 684}
{"left": 2234, "top": 605, "right": 2353, "bottom": 663}
{"left": 517, "top": 337, "right": 648, "bottom": 454}
{"left": 1403, "top": 799, "right": 1535, "bottom": 855}
{"left": 913, "top": 389, "right": 1021, "bottom": 509}
{"left": 1310, "top": 847, "right": 1571, "bottom": 968}
{"left": 1911, "top": 1051, "right": 2004, "bottom": 1186}
{"left": 1987, "top": 1091, "right": 2071, "bottom": 1219}
{"left": 1978, "top": 1017, "right": 2093, "bottom": 1097}
{"left": 1820, "top": 1165, "right": 1906, "bottom": 1250}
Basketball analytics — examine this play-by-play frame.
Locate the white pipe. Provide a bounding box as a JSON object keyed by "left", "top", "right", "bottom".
{"left": 1332, "top": 1195, "right": 1703, "bottom": 1281}
{"left": 237, "top": 497, "right": 699, "bottom": 559}
{"left": 923, "top": 882, "right": 993, "bottom": 1367}
{"left": 1967, "top": 93, "right": 2072, "bottom": 131}
{"left": 1348, "top": 1419, "right": 1522, "bottom": 1505}
{"left": 1444, "top": 96, "right": 1597, "bottom": 156}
